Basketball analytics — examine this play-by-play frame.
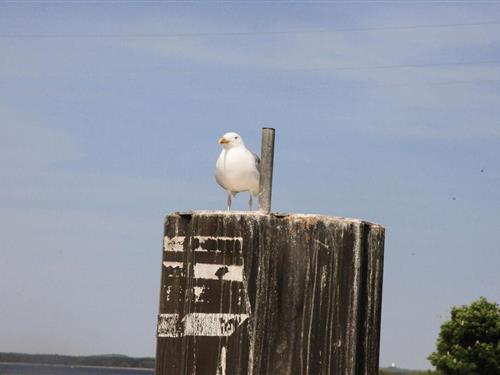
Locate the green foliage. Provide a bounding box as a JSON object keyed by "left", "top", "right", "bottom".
{"left": 428, "top": 297, "right": 500, "bottom": 375}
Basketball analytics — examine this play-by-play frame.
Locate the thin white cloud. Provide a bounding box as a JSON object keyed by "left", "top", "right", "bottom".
{"left": 0, "top": 106, "right": 83, "bottom": 169}
{"left": 0, "top": 105, "right": 214, "bottom": 211}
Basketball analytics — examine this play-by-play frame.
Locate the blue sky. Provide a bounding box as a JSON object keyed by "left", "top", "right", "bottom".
{"left": 1, "top": 1, "right": 500, "bottom": 370}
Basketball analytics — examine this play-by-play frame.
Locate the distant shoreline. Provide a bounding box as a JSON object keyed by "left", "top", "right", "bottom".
{"left": 0, "top": 361, "right": 153, "bottom": 371}
{"left": 0, "top": 353, "right": 154, "bottom": 370}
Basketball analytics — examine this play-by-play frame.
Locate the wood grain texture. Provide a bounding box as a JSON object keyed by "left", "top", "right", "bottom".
{"left": 155, "top": 211, "right": 384, "bottom": 375}
{"left": 259, "top": 128, "right": 275, "bottom": 213}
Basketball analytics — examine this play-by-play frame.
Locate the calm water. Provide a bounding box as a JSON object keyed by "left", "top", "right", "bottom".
{"left": 0, "top": 363, "right": 153, "bottom": 375}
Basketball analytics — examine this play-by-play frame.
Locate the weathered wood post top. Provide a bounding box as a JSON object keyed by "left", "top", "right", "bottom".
{"left": 156, "top": 210, "right": 385, "bottom": 375}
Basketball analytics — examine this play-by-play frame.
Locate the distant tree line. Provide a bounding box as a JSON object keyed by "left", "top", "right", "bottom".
{"left": 0, "top": 352, "right": 154, "bottom": 369}
{"left": 379, "top": 370, "right": 435, "bottom": 375}
{"left": 3, "top": 297, "right": 497, "bottom": 374}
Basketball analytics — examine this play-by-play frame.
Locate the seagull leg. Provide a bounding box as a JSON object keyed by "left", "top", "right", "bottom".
{"left": 226, "top": 192, "right": 233, "bottom": 211}
{"left": 248, "top": 193, "right": 253, "bottom": 211}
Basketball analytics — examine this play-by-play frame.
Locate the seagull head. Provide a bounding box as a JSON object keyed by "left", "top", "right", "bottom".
{"left": 218, "top": 132, "right": 245, "bottom": 149}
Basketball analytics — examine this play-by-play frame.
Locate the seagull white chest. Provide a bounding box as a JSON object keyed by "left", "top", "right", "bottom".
{"left": 215, "top": 147, "right": 259, "bottom": 195}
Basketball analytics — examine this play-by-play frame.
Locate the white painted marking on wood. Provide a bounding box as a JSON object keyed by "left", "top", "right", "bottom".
{"left": 193, "top": 236, "right": 243, "bottom": 252}
{"left": 157, "top": 313, "right": 248, "bottom": 337}
{"left": 157, "top": 313, "right": 181, "bottom": 337}
{"left": 195, "top": 235, "right": 243, "bottom": 242}
{"left": 193, "top": 286, "right": 206, "bottom": 302}
{"left": 164, "top": 235, "right": 243, "bottom": 252}
{"left": 159, "top": 235, "right": 248, "bottom": 341}
{"left": 221, "top": 346, "right": 227, "bottom": 375}
{"left": 183, "top": 313, "right": 248, "bottom": 336}
{"left": 165, "top": 285, "right": 173, "bottom": 301}
{"left": 217, "top": 346, "right": 227, "bottom": 375}
{"left": 193, "top": 264, "right": 243, "bottom": 282}
{"left": 162, "top": 262, "right": 243, "bottom": 281}
{"left": 163, "top": 261, "right": 185, "bottom": 277}
{"left": 164, "top": 236, "right": 185, "bottom": 252}
{"left": 163, "top": 261, "right": 184, "bottom": 269}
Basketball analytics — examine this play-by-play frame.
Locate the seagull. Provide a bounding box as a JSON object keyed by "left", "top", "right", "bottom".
{"left": 215, "top": 132, "right": 260, "bottom": 210}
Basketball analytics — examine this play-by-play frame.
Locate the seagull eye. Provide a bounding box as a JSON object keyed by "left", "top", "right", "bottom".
{"left": 235, "top": 136, "right": 239, "bottom": 139}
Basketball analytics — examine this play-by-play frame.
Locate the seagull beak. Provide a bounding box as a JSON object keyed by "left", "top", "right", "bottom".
{"left": 219, "top": 137, "right": 229, "bottom": 144}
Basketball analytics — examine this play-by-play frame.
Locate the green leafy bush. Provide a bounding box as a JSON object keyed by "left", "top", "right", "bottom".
{"left": 428, "top": 297, "right": 500, "bottom": 375}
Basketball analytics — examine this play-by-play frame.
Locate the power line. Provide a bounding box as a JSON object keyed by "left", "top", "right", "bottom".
{"left": 151, "top": 60, "right": 500, "bottom": 73}
{"left": 1, "top": 20, "right": 500, "bottom": 38}
{"left": 284, "top": 60, "right": 500, "bottom": 72}
{"left": 2, "top": 0, "right": 499, "bottom": 3}
{"left": 304, "top": 79, "right": 500, "bottom": 90}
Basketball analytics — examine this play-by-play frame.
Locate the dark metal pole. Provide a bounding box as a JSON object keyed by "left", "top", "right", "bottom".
{"left": 259, "top": 127, "right": 275, "bottom": 213}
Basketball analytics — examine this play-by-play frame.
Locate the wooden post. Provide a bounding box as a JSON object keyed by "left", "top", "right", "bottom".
{"left": 155, "top": 211, "right": 384, "bottom": 375}
{"left": 259, "top": 128, "right": 275, "bottom": 213}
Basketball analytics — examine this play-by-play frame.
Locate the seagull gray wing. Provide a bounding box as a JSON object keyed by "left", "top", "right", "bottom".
{"left": 253, "top": 153, "right": 260, "bottom": 172}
